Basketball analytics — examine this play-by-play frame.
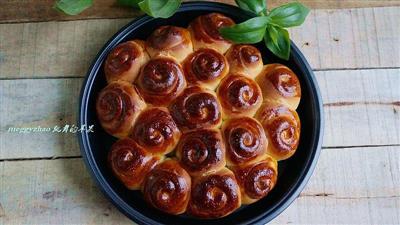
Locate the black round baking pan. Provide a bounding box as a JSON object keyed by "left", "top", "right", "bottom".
{"left": 78, "top": 2, "right": 324, "bottom": 225}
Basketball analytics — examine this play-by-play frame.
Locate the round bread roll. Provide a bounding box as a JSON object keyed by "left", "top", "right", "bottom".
{"left": 108, "top": 138, "right": 162, "bottom": 190}
{"left": 217, "top": 74, "right": 263, "bottom": 119}
{"left": 183, "top": 48, "right": 229, "bottom": 90}
{"left": 231, "top": 156, "right": 278, "bottom": 204}
{"left": 96, "top": 81, "right": 146, "bottom": 139}
{"left": 142, "top": 159, "right": 191, "bottom": 215}
{"left": 176, "top": 128, "right": 226, "bottom": 177}
{"left": 146, "top": 26, "right": 193, "bottom": 63}
{"left": 130, "top": 107, "right": 181, "bottom": 155}
{"left": 104, "top": 40, "right": 149, "bottom": 83}
{"left": 225, "top": 44, "right": 263, "bottom": 79}
{"left": 222, "top": 117, "right": 268, "bottom": 166}
{"left": 256, "top": 64, "right": 301, "bottom": 110}
{"left": 136, "top": 56, "right": 186, "bottom": 106}
{"left": 169, "top": 86, "right": 222, "bottom": 131}
{"left": 188, "top": 13, "right": 235, "bottom": 54}
{"left": 255, "top": 100, "right": 301, "bottom": 160}
{"left": 188, "top": 167, "right": 241, "bottom": 218}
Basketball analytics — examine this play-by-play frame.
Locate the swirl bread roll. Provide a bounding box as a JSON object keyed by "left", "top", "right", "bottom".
{"left": 256, "top": 64, "right": 301, "bottom": 110}
{"left": 188, "top": 13, "right": 235, "bottom": 54}
{"left": 108, "top": 138, "right": 162, "bottom": 190}
{"left": 255, "top": 100, "right": 301, "bottom": 160}
{"left": 217, "top": 74, "right": 263, "bottom": 119}
{"left": 222, "top": 117, "right": 268, "bottom": 166}
{"left": 142, "top": 159, "right": 191, "bottom": 215}
{"left": 146, "top": 26, "right": 193, "bottom": 63}
{"left": 169, "top": 86, "right": 222, "bottom": 131}
{"left": 176, "top": 128, "right": 226, "bottom": 177}
{"left": 130, "top": 107, "right": 181, "bottom": 155}
{"left": 104, "top": 40, "right": 149, "bottom": 83}
{"left": 188, "top": 167, "right": 241, "bottom": 218}
{"left": 225, "top": 44, "right": 263, "bottom": 79}
{"left": 96, "top": 81, "right": 146, "bottom": 139}
{"left": 231, "top": 156, "right": 278, "bottom": 204}
{"left": 183, "top": 48, "right": 229, "bottom": 90}
{"left": 137, "top": 56, "right": 186, "bottom": 106}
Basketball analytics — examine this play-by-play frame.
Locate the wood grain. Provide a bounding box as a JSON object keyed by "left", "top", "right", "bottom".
{"left": 0, "top": 146, "right": 398, "bottom": 224}
{"left": 1, "top": 69, "right": 399, "bottom": 160}
{"left": 0, "top": 7, "right": 399, "bottom": 80}
{"left": 1, "top": 0, "right": 399, "bottom": 23}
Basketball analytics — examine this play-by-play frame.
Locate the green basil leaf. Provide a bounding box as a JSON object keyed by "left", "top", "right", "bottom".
{"left": 138, "top": 0, "right": 181, "bottom": 18}
{"left": 235, "top": 0, "right": 267, "bottom": 16}
{"left": 54, "top": 0, "right": 93, "bottom": 15}
{"left": 268, "top": 2, "right": 310, "bottom": 27}
{"left": 265, "top": 25, "right": 290, "bottom": 60}
{"left": 219, "top": 16, "right": 270, "bottom": 44}
{"left": 117, "top": 0, "right": 142, "bottom": 8}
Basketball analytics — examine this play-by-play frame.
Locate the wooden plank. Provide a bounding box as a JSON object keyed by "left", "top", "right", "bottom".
{"left": 1, "top": 7, "right": 399, "bottom": 80}
{"left": 0, "top": 146, "right": 398, "bottom": 224}
{"left": 1, "top": 68, "right": 399, "bottom": 159}
{"left": 1, "top": 0, "right": 399, "bottom": 23}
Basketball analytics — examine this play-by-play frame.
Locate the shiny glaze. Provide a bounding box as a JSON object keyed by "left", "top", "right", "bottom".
{"left": 227, "top": 44, "right": 261, "bottom": 67}
{"left": 137, "top": 57, "right": 186, "bottom": 106}
{"left": 188, "top": 169, "right": 241, "bottom": 218}
{"left": 142, "top": 160, "right": 191, "bottom": 215}
{"left": 108, "top": 138, "right": 160, "bottom": 189}
{"left": 266, "top": 65, "right": 301, "bottom": 98}
{"left": 169, "top": 86, "right": 221, "bottom": 130}
{"left": 147, "top": 26, "right": 188, "bottom": 50}
{"left": 131, "top": 107, "right": 181, "bottom": 154}
{"left": 222, "top": 117, "right": 267, "bottom": 165}
{"left": 104, "top": 41, "right": 139, "bottom": 77}
{"left": 190, "top": 13, "right": 235, "bottom": 43}
{"left": 177, "top": 129, "right": 225, "bottom": 176}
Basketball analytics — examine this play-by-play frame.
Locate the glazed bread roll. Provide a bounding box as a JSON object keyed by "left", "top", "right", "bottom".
{"left": 130, "top": 107, "right": 181, "bottom": 155}
{"left": 231, "top": 156, "right": 278, "bottom": 204}
{"left": 146, "top": 26, "right": 193, "bottom": 63}
{"left": 256, "top": 64, "right": 301, "bottom": 110}
{"left": 188, "top": 13, "right": 235, "bottom": 54}
{"left": 176, "top": 128, "right": 226, "bottom": 177}
{"left": 108, "top": 138, "right": 162, "bottom": 190}
{"left": 188, "top": 167, "right": 241, "bottom": 218}
{"left": 222, "top": 117, "right": 268, "bottom": 166}
{"left": 217, "top": 74, "right": 263, "bottom": 119}
{"left": 169, "top": 86, "right": 222, "bottom": 131}
{"left": 104, "top": 40, "right": 149, "bottom": 83}
{"left": 96, "top": 81, "right": 146, "bottom": 139}
{"left": 137, "top": 56, "right": 186, "bottom": 106}
{"left": 225, "top": 44, "right": 263, "bottom": 79}
{"left": 142, "top": 159, "right": 191, "bottom": 215}
{"left": 183, "top": 48, "right": 229, "bottom": 90}
{"left": 255, "top": 100, "right": 301, "bottom": 160}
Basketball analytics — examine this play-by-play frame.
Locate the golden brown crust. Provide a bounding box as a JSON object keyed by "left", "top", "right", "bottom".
{"left": 104, "top": 40, "right": 149, "bottom": 83}
{"left": 188, "top": 167, "right": 241, "bottom": 218}
{"left": 96, "top": 81, "right": 146, "bottom": 139}
{"left": 225, "top": 44, "right": 263, "bottom": 79}
{"left": 176, "top": 129, "right": 226, "bottom": 177}
{"left": 256, "top": 64, "right": 301, "bottom": 110}
{"left": 231, "top": 156, "right": 277, "bottom": 204}
{"left": 136, "top": 56, "right": 186, "bottom": 106}
{"left": 183, "top": 48, "right": 229, "bottom": 90}
{"left": 188, "top": 13, "right": 235, "bottom": 54}
{"left": 130, "top": 107, "right": 181, "bottom": 155}
{"left": 255, "top": 101, "right": 301, "bottom": 160}
{"left": 146, "top": 26, "right": 193, "bottom": 63}
{"left": 142, "top": 159, "right": 191, "bottom": 215}
{"left": 222, "top": 117, "right": 268, "bottom": 166}
{"left": 217, "top": 74, "right": 263, "bottom": 119}
{"left": 169, "top": 86, "right": 222, "bottom": 131}
{"left": 108, "top": 138, "right": 162, "bottom": 190}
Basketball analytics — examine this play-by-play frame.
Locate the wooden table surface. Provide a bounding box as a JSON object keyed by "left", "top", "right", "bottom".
{"left": 0, "top": 0, "right": 399, "bottom": 224}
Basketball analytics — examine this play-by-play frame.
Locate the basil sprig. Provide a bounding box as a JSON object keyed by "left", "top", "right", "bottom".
{"left": 55, "top": 0, "right": 182, "bottom": 19}
{"left": 220, "top": 1, "right": 310, "bottom": 60}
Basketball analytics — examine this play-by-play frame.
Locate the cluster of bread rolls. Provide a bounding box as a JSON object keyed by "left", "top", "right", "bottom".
{"left": 96, "top": 12, "right": 301, "bottom": 219}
